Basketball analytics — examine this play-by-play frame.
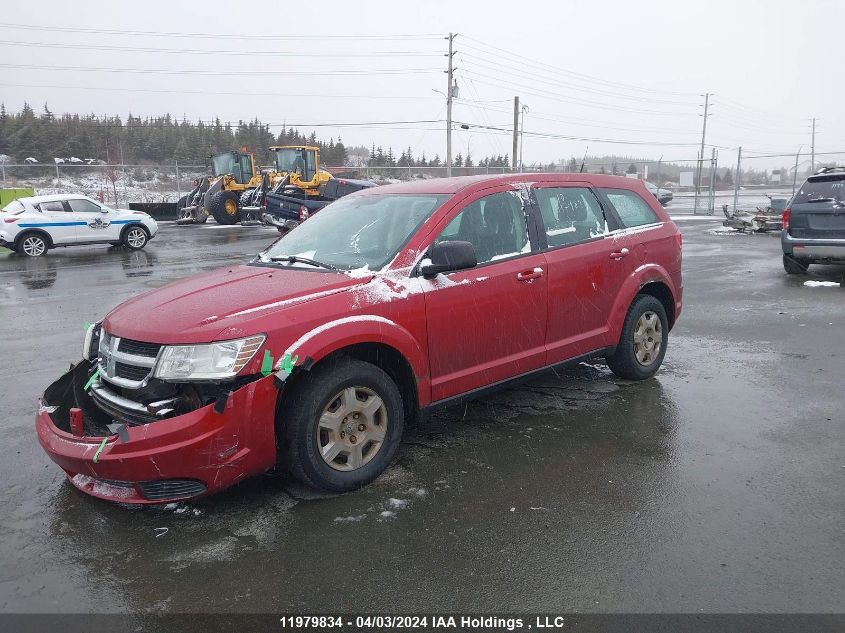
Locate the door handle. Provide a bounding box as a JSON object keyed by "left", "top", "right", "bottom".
{"left": 609, "top": 248, "right": 630, "bottom": 260}
{"left": 517, "top": 267, "right": 544, "bottom": 281}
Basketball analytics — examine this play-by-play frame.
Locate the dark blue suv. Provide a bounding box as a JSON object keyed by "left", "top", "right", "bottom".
{"left": 782, "top": 167, "right": 845, "bottom": 274}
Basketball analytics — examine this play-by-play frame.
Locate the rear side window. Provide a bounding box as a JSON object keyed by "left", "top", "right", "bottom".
{"left": 793, "top": 176, "right": 845, "bottom": 204}
{"left": 38, "top": 201, "right": 67, "bottom": 213}
{"left": 601, "top": 188, "right": 659, "bottom": 228}
{"left": 535, "top": 187, "right": 606, "bottom": 247}
{"left": 66, "top": 199, "right": 102, "bottom": 213}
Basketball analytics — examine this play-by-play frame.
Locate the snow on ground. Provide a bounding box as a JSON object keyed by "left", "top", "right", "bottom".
{"left": 804, "top": 280, "right": 842, "bottom": 288}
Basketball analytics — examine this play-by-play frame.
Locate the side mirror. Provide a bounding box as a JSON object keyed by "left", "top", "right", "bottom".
{"left": 100, "top": 208, "right": 109, "bottom": 214}
{"left": 421, "top": 240, "right": 477, "bottom": 278}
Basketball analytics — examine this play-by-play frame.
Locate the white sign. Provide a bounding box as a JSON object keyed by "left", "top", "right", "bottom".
{"left": 680, "top": 171, "right": 695, "bottom": 187}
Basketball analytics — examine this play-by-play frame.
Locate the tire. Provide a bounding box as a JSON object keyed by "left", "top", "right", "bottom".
{"left": 606, "top": 294, "right": 669, "bottom": 380}
{"left": 17, "top": 232, "right": 49, "bottom": 257}
{"left": 239, "top": 189, "right": 255, "bottom": 207}
{"left": 122, "top": 225, "right": 149, "bottom": 250}
{"left": 281, "top": 358, "right": 404, "bottom": 493}
{"left": 208, "top": 191, "right": 240, "bottom": 225}
{"left": 783, "top": 254, "right": 809, "bottom": 275}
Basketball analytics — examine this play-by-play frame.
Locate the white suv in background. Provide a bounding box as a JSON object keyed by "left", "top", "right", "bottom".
{"left": 0, "top": 194, "right": 158, "bottom": 257}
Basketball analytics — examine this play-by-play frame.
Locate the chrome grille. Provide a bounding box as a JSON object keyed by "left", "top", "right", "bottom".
{"left": 98, "top": 330, "right": 160, "bottom": 389}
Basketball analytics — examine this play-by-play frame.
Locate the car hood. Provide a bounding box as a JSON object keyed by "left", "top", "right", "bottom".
{"left": 103, "top": 264, "right": 371, "bottom": 344}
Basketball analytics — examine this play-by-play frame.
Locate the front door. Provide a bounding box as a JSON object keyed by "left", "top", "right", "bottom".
{"left": 66, "top": 198, "right": 121, "bottom": 243}
{"left": 422, "top": 187, "right": 548, "bottom": 402}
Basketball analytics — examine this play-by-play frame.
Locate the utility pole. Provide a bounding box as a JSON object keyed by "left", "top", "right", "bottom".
{"left": 733, "top": 146, "right": 742, "bottom": 213}
{"left": 445, "top": 32, "right": 456, "bottom": 177}
{"left": 519, "top": 103, "right": 528, "bottom": 172}
{"left": 512, "top": 96, "right": 519, "bottom": 173}
{"left": 810, "top": 117, "right": 816, "bottom": 174}
{"left": 696, "top": 92, "right": 711, "bottom": 198}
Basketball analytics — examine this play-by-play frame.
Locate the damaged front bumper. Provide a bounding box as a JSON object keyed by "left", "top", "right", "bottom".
{"left": 36, "top": 362, "right": 280, "bottom": 504}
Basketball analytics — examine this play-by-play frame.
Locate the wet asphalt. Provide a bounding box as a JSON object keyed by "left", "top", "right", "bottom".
{"left": 1, "top": 218, "right": 843, "bottom": 621}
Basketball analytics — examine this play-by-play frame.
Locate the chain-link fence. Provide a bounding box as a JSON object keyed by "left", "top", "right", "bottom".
{"left": 0, "top": 163, "right": 205, "bottom": 207}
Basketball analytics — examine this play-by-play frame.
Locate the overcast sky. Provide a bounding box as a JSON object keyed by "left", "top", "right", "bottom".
{"left": 2, "top": 0, "right": 841, "bottom": 170}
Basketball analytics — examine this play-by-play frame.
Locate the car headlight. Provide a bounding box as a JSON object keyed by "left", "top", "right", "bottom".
{"left": 154, "top": 335, "right": 266, "bottom": 381}
{"left": 82, "top": 322, "right": 101, "bottom": 361}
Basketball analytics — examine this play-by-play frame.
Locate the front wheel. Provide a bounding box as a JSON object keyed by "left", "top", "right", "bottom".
{"left": 282, "top": 359, "right": 404, "bottom": 492}
{"left": 122, "top": 225, "right": 149, "bottom": 250}
{"left": 208, "top": 191, "right": 240, "bottom": 225}
{"left": 606, "top": 295, "right": 669, "bottom": 380}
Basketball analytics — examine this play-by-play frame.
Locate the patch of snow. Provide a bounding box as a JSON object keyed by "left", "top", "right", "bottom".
{"left": 804, "top": 280, "right": 841, "bottom": 288}
{"left": 707, "top": 226, "right": 743, "bottom": 235}
{"left": 379, "top": 510, "right": 397, "bottom": 519}
{"left": 334, "top": 514, "right": 367, "bottom": 523}
{"left": 386, "top": 498, "right": 409, "bottom": 510}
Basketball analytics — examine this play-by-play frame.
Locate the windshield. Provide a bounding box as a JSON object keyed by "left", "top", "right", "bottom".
{"left": 211, "top": 153, "right": 237, "bottom": 177}
{"left": 275, "top": 148, "right": 304, "bottom": 173}
{"left": 793, "top": 176, "right": 845, "bottom": 204}
{"left": 257, "top": 194, "right": 448, "bottom": 271}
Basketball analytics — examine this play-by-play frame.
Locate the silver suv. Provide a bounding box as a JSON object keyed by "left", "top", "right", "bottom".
{"left": 782, "top": 167, "right": 845, "bottom": 274}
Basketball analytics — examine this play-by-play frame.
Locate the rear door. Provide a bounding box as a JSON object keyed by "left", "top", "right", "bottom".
{"left": 422, "top": 186, "right": 548, "bottom": 402}
{"left": 66, "top": 198, "right": 120, "bottom": 243}
{"left": 30, "top": 200, "right": 78, "bottom": 244}
{"left": 534, "top": 183, "right": 624, "bottom": 362}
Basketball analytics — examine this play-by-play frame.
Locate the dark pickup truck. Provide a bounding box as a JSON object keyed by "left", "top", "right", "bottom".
{"left": 261, "top": 178, "right": 377, "bottom": 232}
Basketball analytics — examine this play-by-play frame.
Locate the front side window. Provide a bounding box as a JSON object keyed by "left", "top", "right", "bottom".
{"left": 601, "top": 188, "right": 659, "bottom": 228}
{"left": 258, "top": 194, "right": 447, "bottom": 271}
{"left": 67, "top": 199, "right": 102, "bottom": 213}
{"left": 535, "top": 187, "right": 606, "bottom": 247}
{"left": 38, "top": 201, "right": 67, "bottom": 213}
{"left": 435, "top": 191, "right": 529, "bottom": 264}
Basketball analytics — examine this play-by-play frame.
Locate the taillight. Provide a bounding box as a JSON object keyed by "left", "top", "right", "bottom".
{"left": 675, "top": 231, "right": 683, "bottom": 250}
{"left": 782, "top": 208, "right": 791, "bottom": 231}
{"left": 3, "top": 217, "right": 19, "bottom": 223}
{"left": 299, "top": 206, "right": 310, "bottom": 222}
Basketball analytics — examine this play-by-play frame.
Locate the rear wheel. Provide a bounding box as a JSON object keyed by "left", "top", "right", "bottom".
{"left": 18, "top": 232, "right": 49, "bottom": 257}
{"left": 281, "top": 358, "right": 404, "bottom": 492}
{"left": 606, "top": 295, "right": 669, "bottom": 380}
{"left": 208, "top": 191, "right": 240, "bottom": 225}
{"left": 122, "top": 225, "right": 149, "bottom": 250}
{"left": 783, "top": 254, "right": 809, "bottom": 274}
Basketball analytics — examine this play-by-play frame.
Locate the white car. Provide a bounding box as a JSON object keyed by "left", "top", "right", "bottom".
{"left": 0, "top": 194, "right": 158, "bottom": 257}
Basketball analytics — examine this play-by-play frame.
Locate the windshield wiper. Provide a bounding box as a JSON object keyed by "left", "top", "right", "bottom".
{"left": 805, "top": 198, "right": 835, "bottom": 203}
{"left": 269, "top": 255, "right": 337, "bottom": 270}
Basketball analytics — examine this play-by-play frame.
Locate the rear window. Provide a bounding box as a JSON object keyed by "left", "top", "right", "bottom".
{"left": 793, "top": 176, "right": 845, "bottom": 204}
{"left": 600, "top": 188, "right": 659, "bottom": 228}
{"left": 2, "top": 200, "right": 25, "bottom": 214}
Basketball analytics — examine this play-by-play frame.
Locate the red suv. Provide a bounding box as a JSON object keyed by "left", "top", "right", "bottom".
{"left": 36, "top": 174, "right": 682, "bottom": 503}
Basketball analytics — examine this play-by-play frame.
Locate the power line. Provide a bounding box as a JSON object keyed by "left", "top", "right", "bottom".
{"left": 0, "top": 63, "right": 441, "bottom": 76}
{"left": 455, "top": 121, "right": 703, "bottom": 147}
{"left": 0, "top": 22, "right": 442, "bottom": 41}
{"left": 0, "top": 39, "right": 443, "bottom": 57}
{"left": 0, "top": 82, "right": 441, "bottom": 100}
{"left": 459, "top": 52, "right": 700, "bottom": 107}
{"left": 461, "top": 36, "right": 699, "bottom": 98}
{"left": 457, "top": 69, "right": 699, "bottom": 117}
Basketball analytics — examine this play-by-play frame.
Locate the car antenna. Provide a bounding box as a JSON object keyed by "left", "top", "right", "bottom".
{"left": 579, "top": 146, "right": 589, "bottom": 173}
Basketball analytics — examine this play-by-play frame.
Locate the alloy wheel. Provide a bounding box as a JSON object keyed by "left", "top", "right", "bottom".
{"left": 22, "top": 236, "right": 47, "bottom": 256}
{"left": 126, "top": 228, "right": 147, "bottom": 248}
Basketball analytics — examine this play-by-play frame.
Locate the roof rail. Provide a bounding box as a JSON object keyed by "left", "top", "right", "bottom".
{"left": 814, "top": 166, "right": 845, "bottom": 174}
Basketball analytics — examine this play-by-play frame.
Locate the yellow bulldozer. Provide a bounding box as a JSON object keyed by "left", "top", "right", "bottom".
{"left": 177, "top": 145, "right": 331, "bottom": 225}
